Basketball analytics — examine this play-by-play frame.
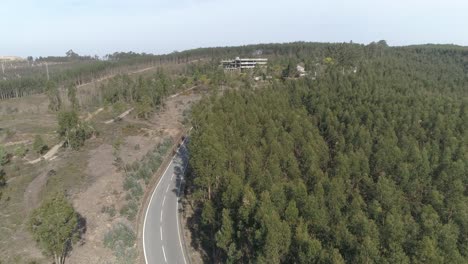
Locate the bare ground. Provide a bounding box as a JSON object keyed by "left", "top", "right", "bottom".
{"left": 0, "top": 87, "right": 202, "bottom": 263}
{"left": 67, "top": 143, "right": 120, "bottom": 264}
{"left": 67, "top": 91, "right": 202, "bottom": 263}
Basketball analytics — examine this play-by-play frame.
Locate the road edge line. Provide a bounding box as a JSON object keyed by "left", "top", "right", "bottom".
{"left": 143, "top": 156, "right": 175, "bottom": 263}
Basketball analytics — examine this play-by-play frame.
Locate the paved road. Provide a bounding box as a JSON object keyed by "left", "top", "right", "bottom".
{"left": 143, "top": 140, "right": 189, "bottom": 264}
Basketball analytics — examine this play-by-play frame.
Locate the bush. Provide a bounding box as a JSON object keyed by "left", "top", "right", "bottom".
{"left": 130, "top": 161, "right": 140, "bottom": 171}
{"left": 130, "top": 183, "right": 143, "bottom": 198}
{"left": 103, "top": 222, "right": 137, "bottom": 263}
{"left": 0, "top": 170, "right": 6, "bottom": 188}
{"left": 32, "top": 135, "right": 48, "bottom": 154}
{"left": 136, "top": 166, "right": 150, "bottom": 181}
{"left": 119, "top": 201, "right": 138, "bottom": 221}
{"left": 14, "top": 145, "right": 28, "bottom": 157}
{"left": 123, "top": 176, "right": 139, "bottom": 191}
{"left": 0, "top": 145, "right": 8, "bottom": 166}
{"left": 103, "top": 222, "right": 135, "bottom": 250}
{"left": 101, "top": 205, "right": 116, "bottom": 218}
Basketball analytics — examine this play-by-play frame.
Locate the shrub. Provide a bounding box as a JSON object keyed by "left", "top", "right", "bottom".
{"left": 119, "top": 201, "right": 138, "bottom": 221}
{"left": 130, "top": 183, "right": 143, "bottom": 198}
{"left": 14, "top": 145, "right": 28, "bottom": 157}
{"left": 33, "top": 135, "right": 48, "bottom": 154}
{"left": 103, "top": 222, "right": 135, "bottom": 250}
{"left": 0, "top": 146, "right": 8, "bottom": 166}
{"left": 136, "top": 166, "right": 150, "bottom": 181}
{"left": 0, "top": 170, "right": 6, "bottom": 187}
{"left": 101, "top": 205, "right": 116, "bottom": 218}
{"left": 103, "top": 222, "right": 137, "bottom": 263}
{"left": 123, "top": 176, "right": 139, "bottom": 191}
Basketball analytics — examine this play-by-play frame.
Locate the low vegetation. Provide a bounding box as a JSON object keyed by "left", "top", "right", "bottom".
{"left": 103, "top": 222, "right": 136, "bottom": 264}
{"left": 32, "top": 135, "right": 48, "bottom": 155}
{"left": 121, "top": 138, "right": 173, "bottom": 221}
{"left": 103, "top": 138, "right": 174, "bottom": 263}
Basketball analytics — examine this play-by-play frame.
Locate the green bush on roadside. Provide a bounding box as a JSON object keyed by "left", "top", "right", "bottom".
{"left": 103, "top": 222, "right": 136, "bottom": 263}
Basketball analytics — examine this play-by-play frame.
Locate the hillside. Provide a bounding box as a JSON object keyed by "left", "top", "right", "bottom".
{"left": 0, "top": 41, "right": 467, "bottom": 263}
{"left": 186, "top": 42, "right": 468, "bottom": 263}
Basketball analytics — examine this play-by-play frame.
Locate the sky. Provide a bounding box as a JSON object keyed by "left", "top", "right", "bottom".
{"left": 2, "top": 0, "right": 468, "bottom": 57}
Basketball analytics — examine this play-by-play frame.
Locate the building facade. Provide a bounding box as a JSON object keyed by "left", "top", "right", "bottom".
{"left": 221, "top": 57, "right": 268, "bottom": 71}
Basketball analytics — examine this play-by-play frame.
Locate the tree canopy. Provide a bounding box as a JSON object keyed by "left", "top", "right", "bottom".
{"left": 29, "top": 193, "right": 82, "bottom": 264}
{"left": 187, "top": 43, "right": 468, "bottom": 263}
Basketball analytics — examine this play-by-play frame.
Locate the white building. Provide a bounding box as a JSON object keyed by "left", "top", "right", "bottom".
{"left": 221, "top": 57, "right": 268, "bottom": 71}
{"left": 297, "top": 65, "right": 308, "bottom": 77}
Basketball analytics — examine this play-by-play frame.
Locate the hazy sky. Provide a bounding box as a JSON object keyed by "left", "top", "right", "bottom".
{"left": 2, "top": 0, "right": 467, "bottom": 57}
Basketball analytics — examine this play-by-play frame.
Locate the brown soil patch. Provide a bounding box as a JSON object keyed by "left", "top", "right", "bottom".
{"left": 120, "top": 135, "right": 160, "bottom": 164}
{"left": 67, "top": 144, "right": 120, "bottom": 264}
{"left": 24, "top": 168, "right": 50, "bottom": 211}
{"left": 67, "top": 92, "right": 202, "bottom": 263}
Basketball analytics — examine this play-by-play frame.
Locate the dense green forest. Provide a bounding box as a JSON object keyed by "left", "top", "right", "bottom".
{"left": 3, "top": 41, "right": 466, "bottom": 100}
{"left": 187, "top": 43, "right": 468, "bottom": 263}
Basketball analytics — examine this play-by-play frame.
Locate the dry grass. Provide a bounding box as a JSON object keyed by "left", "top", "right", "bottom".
{"left": 0, "top": 77, "right": 203, "bottom": 263}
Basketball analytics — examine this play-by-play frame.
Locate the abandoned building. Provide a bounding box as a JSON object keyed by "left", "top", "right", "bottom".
{"left": 221, "top": 57, "right": 268, "bottom": 71}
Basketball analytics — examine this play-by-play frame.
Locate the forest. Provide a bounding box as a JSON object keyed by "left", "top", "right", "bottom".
{"left": 186, "top": 43, "right": 468, "bottom": 263}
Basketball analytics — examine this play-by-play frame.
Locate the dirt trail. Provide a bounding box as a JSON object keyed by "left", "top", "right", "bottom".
{"left": 24, "top": 169, "right": 51, "bottom": 210}
{"left": 76, "top": 66, "right": 157, "bottom": 89}
{"left": 84, "top": 107, "right": 104, "bottom": 121}
{"left": 170, "top": 86, "right": 197, "bottom": 98}
{"left": 104, "top": 107, "right": 134, "bottom": 124}
{"left": 26, "top": 107, "right": 102, "bottom": 164}
{"left": 27, "top": 141, "right": 64, "bottom": 164}
{"left": 3, "top": 139, "right": 30, "bottom": 147}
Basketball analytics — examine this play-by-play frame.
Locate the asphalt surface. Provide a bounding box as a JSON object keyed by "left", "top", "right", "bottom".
{"left": 143, "top": 141, "right": 188, "bottom": 264}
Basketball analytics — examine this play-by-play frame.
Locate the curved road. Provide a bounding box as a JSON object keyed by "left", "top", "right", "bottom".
{"left": 143, "top": 140, "right": 189, "bottom": 264}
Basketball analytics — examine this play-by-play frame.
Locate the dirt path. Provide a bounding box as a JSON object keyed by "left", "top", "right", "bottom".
{"left": 169, "top": 86, "right": 198, "bottom": 98}
{"left": 23, "top": 169, "right": 51, "bottom": 210}
{"left": 104, "top": 107, "right": 134, "bottom": 124}
{"left": 26, "top": 107, "right": 102, "bottom": 165}
{"left": 3, "top": 140, "right": 31, "bottom": 147}
{"left": 27, "top": 141, "right": 64, "bottom": 164}
{"left": 77, "top": 66, "right": 157, "bottom": 89}
{"left": 84, "top": 107, "right": 104, "bottom": 121}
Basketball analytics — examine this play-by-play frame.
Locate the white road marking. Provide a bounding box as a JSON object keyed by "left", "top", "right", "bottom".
{"left": 160, "top": 226, "right": 163, "bottom": 240}
{"left": 143, "top": 136, "right": 190, "bottom": 264}
{"left": 162, "top": 246, "right": 167, "bottom": 263}
{"left": 143, "top": 157, "right": 175, "bottom": 264}
{"left": 162, "top": 196, "right": 166, "bottom": 206}
{"left": 160, "top": 211, "right": 163, "bottom": 222}
{"left": 166, "top": 185, "right": 170, "bottom": 193}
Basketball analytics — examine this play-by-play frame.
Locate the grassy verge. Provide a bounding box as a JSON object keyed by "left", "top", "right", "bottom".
{"left": 120, "top": 138, "right": 172, "bottom": 221}
{"left": 104, "top": 138, "right": 173, "bottom": 263}
{"left": 103, "top": 222, "right": 137, "bottom": 264}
